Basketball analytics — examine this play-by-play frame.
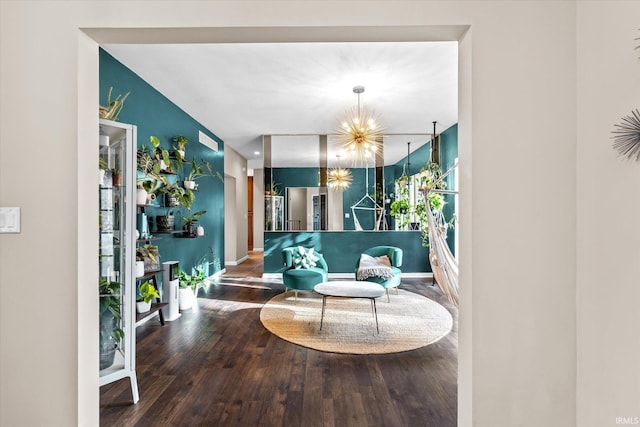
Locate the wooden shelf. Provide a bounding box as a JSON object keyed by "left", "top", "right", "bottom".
{"left": 136, "top": 237, "right": 162, "bottom": 244}
{"left": 136, "top": 269, "right": 162, "bottom": 280}
{"left": 135, "top": 302, "right": 168, "bottom": 326}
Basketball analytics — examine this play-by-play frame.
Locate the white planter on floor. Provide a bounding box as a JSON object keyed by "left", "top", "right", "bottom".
{"left": 178, "top": 287, "right": 195, "bottom": 310}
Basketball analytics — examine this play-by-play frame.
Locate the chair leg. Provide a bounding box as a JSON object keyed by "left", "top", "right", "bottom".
{"left": 295, "top": 289, "right": 298, "bottom": 301}
{"left": 395, "top": 286, "right": 399, "bottom": 295}
{"left": 386, "top": 288, "right": 390, "bottom": 303}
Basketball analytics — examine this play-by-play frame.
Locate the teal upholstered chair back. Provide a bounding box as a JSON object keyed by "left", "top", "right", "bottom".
{"left": 281, "top": 247, "right": 329, "bottom": 299}
{"left": 357, "top": 245, "right": 403, "bottom": 269}
{"left": 282, "top": 247, "right": 329, "bottom": 271}
{"left": 354, "top": 246, "right": 403, "bottom": 300}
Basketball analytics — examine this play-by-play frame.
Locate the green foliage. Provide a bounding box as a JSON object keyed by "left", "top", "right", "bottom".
{"left": 182, "top": 209, "right": 206, "bottom": 226}
{"left": 159, "top": 182, "right": 195, "bottom": 210}
{"left": 138, "top": 281, "right": 160, "bottom": 303}
{"left": 136, "top": 244, "right": 159, "bottom": 264}
{"left": 99, "top": 278, "right": 124, "bottom": 343}
{"left": 178, "top": 269, "right": 206, "bottom": 290}
{"left": 390, "top": 185, "right": 412, "bottom": 229}
{"left": 99, "top": 157, "right": 109, "bottom": 171}
{"left": 99, "top": 87, "right": 129, "bottom": 121}
{"left": 183, "top": 158, "right": 217, "bottom": 183}
{"left": 172, "top": 135, "right": 189, "bottom": 151}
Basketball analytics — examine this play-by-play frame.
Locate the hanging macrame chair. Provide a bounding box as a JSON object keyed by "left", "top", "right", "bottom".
{"left": 421, "top": 162, "right": 459, "bottom": 306}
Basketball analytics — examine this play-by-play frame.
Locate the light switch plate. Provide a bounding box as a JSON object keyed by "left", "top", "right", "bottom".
{"left": 0, "top": 207, "right": 21, "bottom": 233}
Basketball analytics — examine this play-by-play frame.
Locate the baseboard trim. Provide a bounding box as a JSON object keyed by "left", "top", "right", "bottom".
{"left": 251, "top": 248, "right": 264, "bottom": 252}
{"left": 225, "top": 255, "right": 249, "bottom": 266}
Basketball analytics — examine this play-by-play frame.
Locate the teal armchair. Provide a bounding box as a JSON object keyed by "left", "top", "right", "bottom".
{"left": 282, "top": 247, "right": 329, "bottom": 300}
{"left": 354, "top": 246, "right": 403, "bottom": 302}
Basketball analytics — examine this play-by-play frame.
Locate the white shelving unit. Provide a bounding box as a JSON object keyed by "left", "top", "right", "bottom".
{"left": 98, "top": 119, "right": 139, "bottom": 403}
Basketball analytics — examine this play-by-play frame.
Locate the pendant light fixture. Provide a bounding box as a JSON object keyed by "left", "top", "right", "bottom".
{"left": 327, "top": 154, "right": 353, "bottom": 191}
{"left": 336, "top": 86, "right": 383, "bottom": 166}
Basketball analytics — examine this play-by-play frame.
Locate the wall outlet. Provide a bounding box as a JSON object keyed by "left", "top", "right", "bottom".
{"left": 0, "top": 207, "right": 21, "bottom": 233}
{"left": 345, "top": 212, "right": 350, "bottom": 218}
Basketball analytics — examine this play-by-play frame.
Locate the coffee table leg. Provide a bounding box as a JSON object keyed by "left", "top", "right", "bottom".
{"left": 372, "top": 298, "right": 379, "bottom": 334}
{"left": 320, "top": 295, "right": 327, "bottom": 330}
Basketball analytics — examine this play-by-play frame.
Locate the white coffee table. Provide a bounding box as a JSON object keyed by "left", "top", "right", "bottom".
{"left": 313, "top": 281, "right": 386, "bottom": 333}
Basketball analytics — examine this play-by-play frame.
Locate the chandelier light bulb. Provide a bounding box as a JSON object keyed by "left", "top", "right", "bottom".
{"left": 327, "top": 167, "right": 353, "bottom": 191}
{"left": 336, "top": 85, "right": 384, "bottom": 166}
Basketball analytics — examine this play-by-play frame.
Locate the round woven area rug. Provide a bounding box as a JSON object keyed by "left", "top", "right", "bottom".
{"left": 260, "top": 289, "right": 453, "bottom": 354}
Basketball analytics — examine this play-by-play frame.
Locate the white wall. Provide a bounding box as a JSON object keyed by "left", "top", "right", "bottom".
{"left": 1, "top": 1, "right": 637, "bottom": 426}
{"left": 253, "top": 168, "right": 265, "bottom": 250}
{"left": 223, "top": 144, "right": 249, "bottom": 263}
{"left": 576, "top": 2, "right": 640, "bottom": 426}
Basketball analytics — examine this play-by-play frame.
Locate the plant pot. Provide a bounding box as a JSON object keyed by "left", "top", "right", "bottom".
{"left": 183, "top": 224, "right": 197, "bottom": 237}
{"left": 196, "top": 226, "right": 205, "bottom": 237}
{"left": 177, "top": 150, "right": 185, "bottom": 160}
{"left": 156, "top": 214, "right": 174, "bottom": 231}
{"left": 135, "top": 261, "right": 145, "bottom": 278}
{"left": 184, "top": 180, "right": 196, "bottom": 190}
{"left": 178, "top": 287, "right": 195, "bottom": 310}
{"left": 164, "top": 193, "right": 180, "bottom": 207}
{"left": 136, "top": 188, "right": 148, "bottom": 205}
{"left": 136, "top": 300, "right": 151, "bottom": 313}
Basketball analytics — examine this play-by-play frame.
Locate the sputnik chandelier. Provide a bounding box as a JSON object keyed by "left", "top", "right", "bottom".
{"left": 336, "top": 86, "right": 383, "bottom": 165}
{"left": 327, "top": 165, "right": 353, "bottom": 191}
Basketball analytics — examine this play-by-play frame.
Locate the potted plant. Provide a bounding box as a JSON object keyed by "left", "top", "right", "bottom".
{"left": 413, "top": 161, "right": 449, "bottom": 246}
{"left": 182, "top": 209, "right": 206, "bottom": 237}
{"left": 136, "top": 244, "right": 159, "bottom": 272}
{"left": 111, "top": 168, "right": 121, "bottom": 186}
{"left": 178, "top": 269, "right": 206, "bottom": 310}
{"left": 136, "top": 281, "right": 160, "bottom": 313}
{"left": 99, "top": 277, "right": 124, "bottom": 369}
{"left": 390, "top": 184, "right": 412, "bottom": 230}
{"left": 150, "top": 135, "right": 173, "bottom": 172}
{"left": 172, "top": 135, "right": 188, "bottom": 160}
{"left": 99, "top": 87, "right": 130, "bottom": 121}
{"left": 182, "top": 158, "right": 214, "bottom": 190}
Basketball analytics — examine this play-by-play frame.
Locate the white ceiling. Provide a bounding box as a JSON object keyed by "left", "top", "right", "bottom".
{"left": 103, "top": 41, "right": 458, "bottom": 169}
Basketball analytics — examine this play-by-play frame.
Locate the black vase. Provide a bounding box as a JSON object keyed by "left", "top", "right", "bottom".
{"left": 183, "top": 224, "right": 197, "bottom": 237}
{"left": 156, "top": 215, "right": 174, "bottom": 231}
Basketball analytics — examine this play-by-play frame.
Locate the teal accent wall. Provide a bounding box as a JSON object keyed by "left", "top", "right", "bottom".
{"left": 264, "top": 125, "right": 458, "bottom": 273}
{"left": 100, "top": 49, "right": 225, "bottom": 279}
{"left": 264, "top": 231, "right": 430, "bottom": 273}
{"left": 440, "top": 124, "right": 458, "bottom": 256}
{"left": 386, "top": 124, "right": 458, "bottom": 255}
{"left": 272, "top": 168, "right": 319, "bottom": 193}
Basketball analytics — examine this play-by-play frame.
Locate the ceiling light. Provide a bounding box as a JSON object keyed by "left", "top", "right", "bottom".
{"left": 336, "top": 86, "right": 383, "bottom": 166}
{"left": 327, "top": 167, "right": 353, "bottom": 191}
{"left": 254, "top": 151, "right": 260, "bottom": 155}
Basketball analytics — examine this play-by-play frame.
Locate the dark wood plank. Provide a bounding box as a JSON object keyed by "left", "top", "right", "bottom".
{"left": 100, "top": 252, "right": 457, "bottom": 426}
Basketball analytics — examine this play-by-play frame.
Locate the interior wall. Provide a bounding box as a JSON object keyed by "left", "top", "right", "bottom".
{"left": 4, "top": 2, "right": 637, "bottom": 427}
{"left": 224, "top": 175, "right": 237, "bottom": 264}
{"left": 576, "top": 2, "right": 640, "bottom": 426}
{"left": 253, "top": 168, "right": 265, "bottom": 250}
{"left": 224, "top": 145, "right": 249, "bottom": 263}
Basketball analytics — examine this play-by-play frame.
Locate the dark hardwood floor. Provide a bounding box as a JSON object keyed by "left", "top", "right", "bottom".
{"left": 100, "top": 253, "right": 458, "bottom": 426}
